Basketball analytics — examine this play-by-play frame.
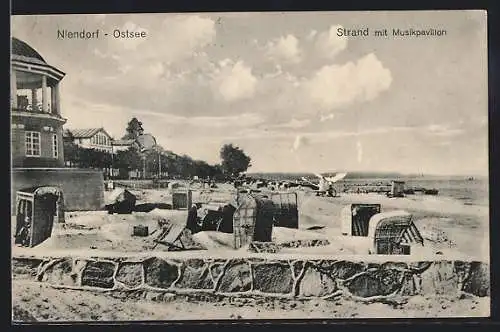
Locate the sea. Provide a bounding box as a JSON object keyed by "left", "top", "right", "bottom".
{"left": 340, "top": 177, "right": 489, "bottom": 207}
{"left": 249, "top": 173, "right": 489, "bottom": 207}
{"left": 401, "top": 177, "right": 489, "bottom": 207}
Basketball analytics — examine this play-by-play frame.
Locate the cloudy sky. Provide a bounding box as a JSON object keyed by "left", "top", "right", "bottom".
{"left": 11, "top": 11, "right": 488, "bottom": 175}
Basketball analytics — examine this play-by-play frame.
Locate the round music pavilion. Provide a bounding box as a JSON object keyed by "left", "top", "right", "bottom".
{"left": 11, "top": 37, "right": 66, "bottom": 168}
{"left": 11, "top": 37, "right": 104, "bottom": 212}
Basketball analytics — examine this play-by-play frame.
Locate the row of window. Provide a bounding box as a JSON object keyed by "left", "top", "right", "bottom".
{"left": 25, "top": 131, "right": 58, "bottom": 158}
{"left": 91, "top": 133, "right": 110, "bottom": 146}
{"left": 12, "top": 123, "right": 55, "bottom": 132}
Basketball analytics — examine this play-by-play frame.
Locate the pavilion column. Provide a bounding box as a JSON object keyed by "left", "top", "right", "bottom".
{"left": 51, "top": 83, "right": 56, "bottom": 114}
{"left": 11, "top": 70, "right": 17, "bottom": 108}
{"left": 31, "top": 88, "right": 37, "bottom": 111}
{"left": 54, "top": 83, "right": 61, "bottom": 115}
{"left": 42, "top": 75, "right": 48, "bottom": 113}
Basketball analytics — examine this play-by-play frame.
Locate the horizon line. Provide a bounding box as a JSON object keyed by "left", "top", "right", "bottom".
{"left": 246, "top": 170, "right": 488, "bottom": 178}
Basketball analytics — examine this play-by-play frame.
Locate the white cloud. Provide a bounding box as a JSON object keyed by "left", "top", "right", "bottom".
{"left": 141, "top": 110, "right": 264, "bottom": 128}
{"left": 272, "top": 118, "right": 311, "bottom": 129}
{"left": 320, "top": 113, "right": 335, "bottom": 122}
{"left": 356, "top": 140, "right": 363, "bottom": 163}
{"left": 427, "top": 124, "right": 447, "bottom": 132}
{"left": 116, "top": 21, "right": 149, "bottom": 50}
{"left": 315, "top": 25, "right": 348, "bottom": 59}
{"left": 64, "top": 94, "right": 266, "bottom": 142}
{"left": 426, "top": 124, "right": 465, "bottom": 137}
{"left": 221, "top": 124, "right": 442, "bottom": 146}
{"left": 241, "top": 126, "right": 417, "bottom": 148}
{"left": 99, "top": 15, "right": 216, "bottom": 78}
{"left": 305, "top": 53, "right": 392, "bottom": 110}
{"left": 435, "top": 140, "right": 452, "bottom": 146}
{"left": 168, "top": 15, "right": 216, "bottom": 51}
{"left": 93, "top": 48, "right": 106, "bottom": 58}
{"left": 63, "top": 97, "right": 129, "bottom": 138}
{"left": 319, "top": 125, "right": 413, "bottom": 140}
{"left": 263, "top": 65, "right": 283, "bottom": 79}
{"left": 147, "top": 62, "right": 168, "bottom": 79}
{"left": 78, "top": 15, "right": 218, "bottom": 106}
{"left": 211, "top": 60, "right": 257, "bottom": 102}
{"left": 218, "top": 58, "right": 233, "bottom": 68}
{"left": 292, "top": 135, "right": 310, "bottom": 151}
{"left": 307, "top": 30, "right": 318, "bottom": 40}
{"left": 266, "top": 34, "right": 302, "bottom": 64}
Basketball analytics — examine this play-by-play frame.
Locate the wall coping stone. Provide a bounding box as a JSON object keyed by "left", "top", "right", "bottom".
{"left": 12, "top": 247, "right": 489, "bottom": 264}
{"left": 12, "top": 168, "right": 104, "bottom": 174}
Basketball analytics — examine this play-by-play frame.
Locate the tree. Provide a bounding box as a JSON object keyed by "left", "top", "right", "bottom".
{"left": 220, "top": 144, "right": 251, "bottom": 178}
{"left": 62, "top": 130, "right": 79, "bottom": 167}
{"left": 211, "top": 164, "right": 224, "bottom": 180}
{"left": 122, "top": 117, "right": 144, "bottom": 140}
{"left": 193, "top": 160, "right": 212, "bottom": 179}
{"left": 144, "top": 148, "right": 164, "bottom": 178}
{"left": 114, "top": 147, "right": 142, "bottom": 178}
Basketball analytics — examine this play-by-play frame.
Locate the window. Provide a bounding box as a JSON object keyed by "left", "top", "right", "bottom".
{"left": 92, "top": 133, "right": 110, "bottom": 146}
{"left": 52, "top": 134, "right": 58, "bottom": 158}
{"left": 25, "top": 131, "right": 40, "bottom": 157}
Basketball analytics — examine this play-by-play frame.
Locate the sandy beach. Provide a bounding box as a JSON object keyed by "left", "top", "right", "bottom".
{"left": 14, "top": 184, "right": 489, "bottom": 260}
{"left": 12, "top": 280, "right": 489, "bottom": 321}
{"left": 11, "top": 181, "right": 490, "bottom": 322}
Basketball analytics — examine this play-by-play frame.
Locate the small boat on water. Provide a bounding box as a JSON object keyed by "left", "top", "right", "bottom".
{"left": 406, "top": 187, "right": 438, "bottom": 195}
{"left": 423, "top": 188, "right": 439, "bottom": 195}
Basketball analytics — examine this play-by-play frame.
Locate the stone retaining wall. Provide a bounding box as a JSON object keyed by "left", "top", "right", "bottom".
{"left": 12, "top": 255, "right": 490, "bottom": 301}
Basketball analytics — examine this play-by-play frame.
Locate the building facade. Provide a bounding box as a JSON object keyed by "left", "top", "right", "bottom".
{"left": 64, "top": 129, "right": 139, "bottom": 154}
{"left": 65, "top": 128, "right": 114, "bottom": 153}
{"left": 11, "top": 37, "right": 105, "bottom": 212}
{"left": 11, "top": 37, "right": 66, "bottom": 168}
{"left": 112, "top": 138, "right": 136, "bottom": 153}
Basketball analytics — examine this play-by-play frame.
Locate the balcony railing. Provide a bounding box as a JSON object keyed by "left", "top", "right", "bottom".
{"left": 11, "top": 104, "right": 61, "bottom": 116}
{"left": 11, "top": 107, "right": 65, "bottom": 123}
{"left": 13, "top": 102, "right": 51, "bottom": 112}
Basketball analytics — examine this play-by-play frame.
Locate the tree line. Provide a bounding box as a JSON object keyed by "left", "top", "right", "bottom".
{"left": 63, "top": 117, "right": 252, "bottom": 180}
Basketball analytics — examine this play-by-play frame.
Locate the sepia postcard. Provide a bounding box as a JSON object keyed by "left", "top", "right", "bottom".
{"left": 10, "top": 10, "right": 489, "bottom": 322}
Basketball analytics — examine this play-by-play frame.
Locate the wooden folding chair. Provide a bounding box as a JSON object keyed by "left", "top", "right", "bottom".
{"left": 152, "top": 222, "right": 186, "bottom": 250}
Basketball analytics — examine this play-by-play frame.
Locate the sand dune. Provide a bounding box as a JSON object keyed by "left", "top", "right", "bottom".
{"left": 191, "top": 231, "right": 234, "bottom": 250}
